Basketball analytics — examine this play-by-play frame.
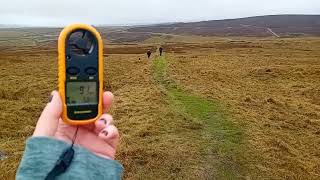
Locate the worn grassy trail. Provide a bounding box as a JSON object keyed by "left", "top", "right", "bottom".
{"left": 152, "top": 55, "right": 248, "bottom": 179}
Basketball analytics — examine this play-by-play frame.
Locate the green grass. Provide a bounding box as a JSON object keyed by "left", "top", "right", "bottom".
{"left": 153, "top": 56, "right": 246, "bottom": 179}
{"left": 153, "top": 56, "right": 167, "bottom": 83}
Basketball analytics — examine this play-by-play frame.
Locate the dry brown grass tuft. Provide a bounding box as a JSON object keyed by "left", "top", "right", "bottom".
{"left": 104, "top": 45, "right": 157, "bottom": 55}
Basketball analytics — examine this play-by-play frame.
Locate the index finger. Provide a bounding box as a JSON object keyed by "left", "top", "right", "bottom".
{"left": 103, "top": 91, "right": 114, "bottom": 113}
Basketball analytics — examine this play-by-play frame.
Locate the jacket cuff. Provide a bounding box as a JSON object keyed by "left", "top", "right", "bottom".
{"left": 17, "top": 136, "right": 123, "bottom": 180}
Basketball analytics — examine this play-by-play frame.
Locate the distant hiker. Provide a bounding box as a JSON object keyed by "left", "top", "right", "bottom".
{"left": 159, "top": 47, "right": 163, "bottom": 56}
{"left": 147, "top": 50, "right": 152, "bottom": 59}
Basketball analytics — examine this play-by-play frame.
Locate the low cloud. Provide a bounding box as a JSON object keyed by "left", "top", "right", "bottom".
{"left": 0, "top": 0, "right": 319, "bottom": 26}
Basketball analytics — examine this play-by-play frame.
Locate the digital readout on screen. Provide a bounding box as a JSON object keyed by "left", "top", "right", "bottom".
{"left": 66, "top": 82, "right": 97, "bottom": 105}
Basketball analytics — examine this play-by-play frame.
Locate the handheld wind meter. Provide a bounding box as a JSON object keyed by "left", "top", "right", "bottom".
{"left": 58, "top": 24, "right": 104, "bottom": 125}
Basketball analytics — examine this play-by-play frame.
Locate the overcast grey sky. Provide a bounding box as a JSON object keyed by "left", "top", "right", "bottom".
{"left": 0, "top": 0, "right": 319, "bottom": 26}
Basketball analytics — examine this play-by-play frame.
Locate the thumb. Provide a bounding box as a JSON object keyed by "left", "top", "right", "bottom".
{"left": 33, "top": 91, "right": 62, "bottom": 137}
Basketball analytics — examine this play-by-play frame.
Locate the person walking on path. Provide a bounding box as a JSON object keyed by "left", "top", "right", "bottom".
{"left": 159, "top": 47, "right": 163, "bottom": 56}
{"left": 147, "top": 50, "right": 152, "bottom": 59}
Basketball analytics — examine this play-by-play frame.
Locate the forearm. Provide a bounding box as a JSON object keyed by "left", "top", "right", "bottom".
{"left": 16, "top": 137, "right": 123, "bottom": 180}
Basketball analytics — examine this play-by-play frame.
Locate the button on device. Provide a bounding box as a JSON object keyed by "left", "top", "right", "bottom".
{"left": 67, "top": 67, "right": 80, "bottom": 75}
{"left": 85, "top": 67, "right": 97, "bottom": 76}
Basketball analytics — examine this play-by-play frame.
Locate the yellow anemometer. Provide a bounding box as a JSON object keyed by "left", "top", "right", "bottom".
{"left": 58, "top": 24, "right": 104, "bottom": 125}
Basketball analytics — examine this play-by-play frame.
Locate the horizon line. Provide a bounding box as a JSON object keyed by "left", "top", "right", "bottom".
{"left": 0, "top": 13, "right": 319, "bottom": 28}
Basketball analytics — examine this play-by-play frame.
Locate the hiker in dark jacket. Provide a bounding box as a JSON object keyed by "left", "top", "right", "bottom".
{"left": 159, "top": 47, "right": 163, "bottom": 56}
{"left": 147, "top": 50, "right": 151, "bottom": 59}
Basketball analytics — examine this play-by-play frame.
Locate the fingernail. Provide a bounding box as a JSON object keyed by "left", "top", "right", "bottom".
{"left": 106, "top": 91, "right": 114, "bottom": 100}
{"left": 48, "top": 94, "right": 53, "bottom": 103}
{"left": 100, "top": 118, "right": 107, "bottom": 124}
{"left": 102, "top": 130, "right": 108, "bottom": 136}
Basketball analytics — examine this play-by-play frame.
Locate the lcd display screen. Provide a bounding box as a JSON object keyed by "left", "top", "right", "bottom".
{"left": 66, "top": 82, "right": 97, "bottom": 105}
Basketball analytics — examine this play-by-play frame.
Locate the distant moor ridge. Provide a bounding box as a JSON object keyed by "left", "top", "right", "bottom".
{"left": 128, "top": 15, "right": 320, "bottom": 37}
{"left": 1, "top": 15, "right": 319, "bottom": 46}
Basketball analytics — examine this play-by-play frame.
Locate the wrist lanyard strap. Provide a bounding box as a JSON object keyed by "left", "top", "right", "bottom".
{"left": 45, "top": 147, "right": 74, "bottom": 180}
{"left": 45, "top": 127, "right": 78, "bottom": 180}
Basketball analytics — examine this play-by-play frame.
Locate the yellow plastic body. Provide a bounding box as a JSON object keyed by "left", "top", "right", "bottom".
{"left": 58, "top": 24, "right": 104, "bottom": 126}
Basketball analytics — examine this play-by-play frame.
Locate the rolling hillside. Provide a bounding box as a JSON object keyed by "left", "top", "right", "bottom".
{"left": 128, "top": 15, "right": 320, "bottom": 37}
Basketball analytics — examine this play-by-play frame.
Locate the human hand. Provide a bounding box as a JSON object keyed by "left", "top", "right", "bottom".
{"left": 32, "top": 91, "right": 119, "bottom": 159}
